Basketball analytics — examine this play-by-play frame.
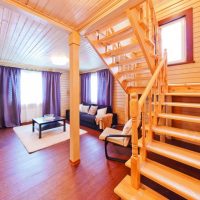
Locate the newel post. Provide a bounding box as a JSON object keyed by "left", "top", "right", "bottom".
{"left": 130, "top": 94, "right": 140, "bottom": 189}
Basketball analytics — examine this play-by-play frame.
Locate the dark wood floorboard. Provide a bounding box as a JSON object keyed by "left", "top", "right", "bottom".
{"left": 0, "top": 126, "right": 199, "bottom": 200}
{"left": 0, "top": 126, "right": 128, "bottom": 200}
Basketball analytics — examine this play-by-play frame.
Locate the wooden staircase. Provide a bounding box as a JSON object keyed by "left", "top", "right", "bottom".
{"left": 86, "top": 0, "right": 200, "bottom": 199}
{"left": 87, "top": 0, "right": 159, "bottom": 94}
{"left": 114, "top": 66, "right": 200, "bottom": 199}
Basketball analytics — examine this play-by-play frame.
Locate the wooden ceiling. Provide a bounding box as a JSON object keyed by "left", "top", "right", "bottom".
{"left": 13, "top": 0, "right": 121, "bottom": 30}
{"left": 0, "top": 1, "right": 104, "bottom": 71}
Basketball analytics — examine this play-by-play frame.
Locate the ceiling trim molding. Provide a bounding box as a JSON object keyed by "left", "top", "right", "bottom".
{"left": 0, "top": 60, "right": 68, "bottom": 73}
{"left": 4, "top": 0, "right": 75, "bottom": 32}
{"left": 80, "top": 66, "right": 107, "bottom": 74}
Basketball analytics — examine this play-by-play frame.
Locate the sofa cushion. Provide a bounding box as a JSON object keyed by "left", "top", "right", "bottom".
{"left": 82, "top": 105, "right": 89, "bottom": 113}
{"left": 96, "top": 107, "right": 107, "bottom": 117}
{"left": 80, "top": 113, "right": 96, "bottom": 124}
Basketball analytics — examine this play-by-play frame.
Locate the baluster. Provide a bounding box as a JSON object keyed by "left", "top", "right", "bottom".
{"left": 148, "top": 90, "right": 153, "bottom": 142}
{"left": 130, "top": 95, "right": 140, "bottom": 189}
{"left": 96, "top": 30, "right": 100, "bottom": 40}
{"left": 164, "top": 49, "right": 168, "bottom": 92}
{"left": 146, "top": 0, "right": 150, "bottom": 38}
{"left": 141, "top": 103, "right": 147, "bottom": 161}
{"left": 105, "top": 45, "right": 108, "bottom": 53}
{"left": 153, "top": 79, "right": 158, "bottom": 126}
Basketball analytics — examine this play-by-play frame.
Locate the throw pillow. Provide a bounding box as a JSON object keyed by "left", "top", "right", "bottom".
{"left": 82, "top": 105, "right": 90, "bottom": 113}
{"left": 122, "top": 119, "right": 132, "bottom": 147}
{"left": 88, "top": 105, "right": 98, "bottom": 115}
{"left": 96, "top": 107, "right": 107, "bottom": 117}
{"left": 122, "top": 119, "right": 132, "bottom": 135}
{"left": 79, "top": 104, "right": 83, "bottom": 112}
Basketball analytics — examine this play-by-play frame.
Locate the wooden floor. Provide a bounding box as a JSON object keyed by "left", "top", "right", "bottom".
{"left": 0, "top": 126, "right": 129, "bottom": 200}
{"left": 0, "top": 126, "right": 199, "bottom": 200}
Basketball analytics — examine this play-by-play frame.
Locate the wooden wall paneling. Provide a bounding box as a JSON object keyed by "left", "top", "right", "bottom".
{"left": 60, "top": 72, "right": 70, "bottom": 117}
{"left": 34, "top": 0, "right": 49, "bottom": 12}
{"left": 113, "top": 79, "right": 127, "bottom": 124}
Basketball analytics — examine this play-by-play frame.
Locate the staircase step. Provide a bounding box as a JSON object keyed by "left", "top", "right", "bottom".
{"left": 151, "top": 126, "right": 200, "bottom": 144}
{"left": 102, "top": 44, "right": 140, "bottom": 57}
{"left": 146, "top": 141, "right": 200, "bottom": 169}
{"left": 158, "top": 113, "right": 200, "bottom": 123}
{"left": 122, "top": 76, "right": 150, "bottom": 84}
{"left": 162, "top": 102, "right": 200, "bottom": 108}
{"left": 109, "top": 57, "right": 146, "bottom": 68}
{"left": 168, "top": 83, "right": 200, "bottom": 87}
{"left": 114, "top": 175, "right": 167, "bottom": 200}
{"left": 99, "top": 26, "right": 133, "bottom": 45}
{"left": 165, "top": 92, "right": 200, "bottom": 97}
{"left": 126, "top": 159, "right": 200, "bottom": 199}
{"left": 115, "top": 68, "right": 150, "bottom": 79}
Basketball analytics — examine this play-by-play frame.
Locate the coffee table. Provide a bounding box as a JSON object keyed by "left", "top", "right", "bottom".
{"left": 32, "top": 116, "right": 66, "bottom": 139}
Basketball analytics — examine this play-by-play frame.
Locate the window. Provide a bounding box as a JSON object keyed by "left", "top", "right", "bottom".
{"left": 90, "top": 72, "right": 98, "bottom": 104}
{"left": 20, "top": 70, "right": 43, "bottom": 122}
{"left": 160, "top": 18, "right": 186, "bottom": 64}
{"left": 159, "top": 8, "right": 193, "bottom": 65}
{"left": 21, "top": 70, "right": 43, "bottom": 105}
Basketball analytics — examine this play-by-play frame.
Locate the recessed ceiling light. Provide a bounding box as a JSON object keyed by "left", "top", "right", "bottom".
{"left": 51, "top": 56, "right": 69, "bottom": 66}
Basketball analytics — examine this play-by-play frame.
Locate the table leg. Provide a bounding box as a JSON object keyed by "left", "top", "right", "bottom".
{"left": 32, "top": 120, "right": 35, "bottom": 132}
{"left": 39, "top": 124, "right": 42, "bottom": 139}
{"left": 64, "top": 120, "right": 66, "bottom": 132}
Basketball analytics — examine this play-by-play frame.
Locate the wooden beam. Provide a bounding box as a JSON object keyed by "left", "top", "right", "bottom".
{"left": 79, "top": 0, "right": 146, "bottom": 35}
{"left": 4, "top": 0, "right": 74, "bottom": 32}
{"left": 69, "top": 31, "right": 81, "bottom": 164}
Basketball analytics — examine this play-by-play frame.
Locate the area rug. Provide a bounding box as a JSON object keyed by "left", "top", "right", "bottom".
{"left": 13, "top": 124, "right": 87, "bottom": 153}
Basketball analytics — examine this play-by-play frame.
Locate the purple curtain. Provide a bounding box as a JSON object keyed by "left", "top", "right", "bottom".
{"left": 81, "top": 73, "right": 91, "bottom": 104}
{"left": 42, "top": 71, "right": 61, "bottom": 116}
{"left": 0, "top": 66, "right": 21, "bottom": 128}
{"left": 97, "top": 69, "right": 113, "bottom": 106}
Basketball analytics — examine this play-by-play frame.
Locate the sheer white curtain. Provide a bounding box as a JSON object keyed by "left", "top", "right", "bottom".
{"left": 20, "top": 70, "right": 43, "bottom": 123}
{"left": 90, "top": 72, "right": 98, "bottom": 104}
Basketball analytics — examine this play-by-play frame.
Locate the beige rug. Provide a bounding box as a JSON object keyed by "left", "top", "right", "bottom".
{"left": 13, "top": 124, "right": 87, "bottom": 153}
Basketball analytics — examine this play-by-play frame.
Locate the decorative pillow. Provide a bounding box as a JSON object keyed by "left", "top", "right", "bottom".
{"left": 81, "top": 105, "right": 90, "bottom": 113}
{"left": 79, "top": 104, "right": 83, "bottom": 112}
{"left": 122, "top": 119, "right": 132, "bottom": 135}
{"left": 96, "top": 107, "right": 107, "bottom": 117}
{"left": 122, "top": 119, "right": 132, "bottom": 147}
{"left": 88, "top": 105, "right": 98, "bottom": 115}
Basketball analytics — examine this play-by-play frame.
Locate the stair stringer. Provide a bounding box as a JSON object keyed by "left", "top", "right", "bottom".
{"left": 127, "top": 8, "right": 156, "bottom": 74}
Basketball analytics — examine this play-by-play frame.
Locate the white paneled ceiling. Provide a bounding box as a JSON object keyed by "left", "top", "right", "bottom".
{"left": 0, "top": 1, "right": 104, "bottom": 71}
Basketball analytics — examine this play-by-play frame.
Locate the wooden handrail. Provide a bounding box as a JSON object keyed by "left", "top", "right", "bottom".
{"left": 139, "top": 52, "right": 167, "bottom": 109}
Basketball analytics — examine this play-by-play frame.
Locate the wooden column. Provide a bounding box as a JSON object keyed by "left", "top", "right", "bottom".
{"left": 69, "top": 31, "right": 81, "bottom": 165}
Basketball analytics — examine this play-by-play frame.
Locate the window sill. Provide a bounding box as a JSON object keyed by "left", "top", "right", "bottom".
{"left": 168, "top": 60, "right": 195, "bottom": 67}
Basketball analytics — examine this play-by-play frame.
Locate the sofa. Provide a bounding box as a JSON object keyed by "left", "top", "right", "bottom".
{"left": 66, "top": 104, "right": 117, "bottom": 130}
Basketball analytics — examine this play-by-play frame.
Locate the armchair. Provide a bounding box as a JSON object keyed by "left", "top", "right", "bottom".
{"left": 99, "top": 119, "right": 141, "bottom": 163}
